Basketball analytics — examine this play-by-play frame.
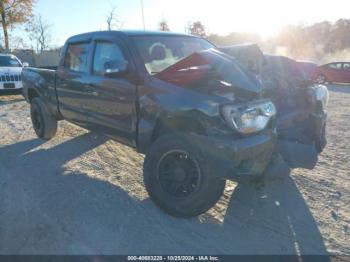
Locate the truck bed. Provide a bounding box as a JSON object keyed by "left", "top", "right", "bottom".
{"left": 22, "top": 67, "right": 60, "bottom": 118}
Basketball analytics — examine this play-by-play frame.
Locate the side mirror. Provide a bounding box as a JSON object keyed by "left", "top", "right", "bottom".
{"left": 22, "top": 62, "right": 29, "bottom": 67}
{"left": 104, "top": 60, "right": 128, "bottom": 78}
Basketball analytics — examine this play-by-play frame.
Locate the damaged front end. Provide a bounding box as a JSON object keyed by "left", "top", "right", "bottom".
{"left": 216, "top": 45, "right": 328, "bottom": 170}
{"left": 150, "top": 47, "right": 328, "bottom": 176}
{"left": 148, "top": 49, "right": 278, "bottom": 181}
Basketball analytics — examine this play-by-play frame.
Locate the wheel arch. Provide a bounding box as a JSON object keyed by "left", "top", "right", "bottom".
{"left": 27, "top": 88, "right": 40, "bottom": 102}
{"left": 152, "top": 116, "right": 207, "bottom": 140}
{"left": 138, "top": 115, "right": 207, "bottom": 154}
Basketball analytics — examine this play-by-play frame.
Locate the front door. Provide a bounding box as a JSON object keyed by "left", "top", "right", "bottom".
{"left": 82, "top": 38, "right": 138, "bottom": 147}
{"left": 341, "top": 63, "right": 350, "bottom": 83}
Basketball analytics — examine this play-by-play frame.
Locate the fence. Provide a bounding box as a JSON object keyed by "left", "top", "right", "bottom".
{"left": 11, "top": 49, "right": 60, "bottom": 67}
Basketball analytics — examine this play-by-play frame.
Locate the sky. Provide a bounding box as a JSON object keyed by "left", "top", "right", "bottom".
{"left": 11, "top": 0, "right": 350, "bottom": 47}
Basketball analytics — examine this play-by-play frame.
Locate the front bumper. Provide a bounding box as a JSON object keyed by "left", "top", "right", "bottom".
{"left": 192, "top": 130, "right": 277, "bottom": 182}
{"left": 0, "top": 81, "right": 23, "bottom": 90}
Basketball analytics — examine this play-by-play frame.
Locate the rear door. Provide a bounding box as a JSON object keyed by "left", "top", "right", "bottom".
{"left": 342, "top": 63, "right": 350, "bottom": 82}
{"left": 56, "top": 41, "right": 93, "bottom": 125}
{"left": 81, "top": 37, "right": 138, "bottom": 147}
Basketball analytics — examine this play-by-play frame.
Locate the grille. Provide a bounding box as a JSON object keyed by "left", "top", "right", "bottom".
{"left": 0, "top": 74, "right": 21, "bottom": 82}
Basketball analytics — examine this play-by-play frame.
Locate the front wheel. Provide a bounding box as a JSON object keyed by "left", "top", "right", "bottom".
{"left": 30, "top": 98, "right": 57, "bottom": 140}
{"left": 143, "top": 134, "right": 226, "bottom": 218}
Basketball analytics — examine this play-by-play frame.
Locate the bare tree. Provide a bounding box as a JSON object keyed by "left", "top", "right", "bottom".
{"left": 9, "top": 35, "right": 28, "bottom": 49}
{"left": 0, "top": 0, "right": 35, "bottom": 50}
{"left": 25, "top": 14, "right": 52, "bottom": 53}
{"left": 106, "top": 5, "right": 123, "bottom": 31}
{"left": 158, "top": 19, "right": 170, "bottom": 31}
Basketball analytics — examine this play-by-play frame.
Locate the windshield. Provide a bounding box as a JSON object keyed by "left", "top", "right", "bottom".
{"left": 0, "top": 56, "right": 21, "bottom": 67}
{"left": 132, "top": 35, "right": 215, "bottom": 75}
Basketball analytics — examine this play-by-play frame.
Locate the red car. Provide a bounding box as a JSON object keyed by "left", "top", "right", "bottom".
{"left": 312, "top": 62, "right": 350, "bottom": 84}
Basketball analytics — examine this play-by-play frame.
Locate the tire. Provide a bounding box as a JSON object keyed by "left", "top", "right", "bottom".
{"left": 143, "top": 134, "right": 226, "bottom": 218}
{"left": 30, "top": 97, "right": 57, "bottom": 140}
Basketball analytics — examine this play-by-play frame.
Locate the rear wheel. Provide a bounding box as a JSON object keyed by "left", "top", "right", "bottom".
{"left": 30, "top": 98, "right": 57, "bottom": 140}
{"left": 143, "top": 134, "right": 226, "bottom": 218}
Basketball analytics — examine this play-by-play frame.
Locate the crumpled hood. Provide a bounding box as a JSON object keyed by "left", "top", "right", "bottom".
{"left": 0, "top": 67, "right": 23, "bottom": 74}
{"left": 155, "top": 49, "right": 263, "bottom": 98}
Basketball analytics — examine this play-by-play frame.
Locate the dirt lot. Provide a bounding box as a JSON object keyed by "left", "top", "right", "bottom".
{"left": 0, "top": 85, "right": 349, "bottom": 255}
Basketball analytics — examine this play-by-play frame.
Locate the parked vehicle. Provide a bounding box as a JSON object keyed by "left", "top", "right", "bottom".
{"left": 22, "top": 31, "right": 326, "bottom": 218}
{"left": 0, "top": 54, "right": 28, "bottom": 91}
{"left": 312, "top": 62, "right": 350, "bottom": 84}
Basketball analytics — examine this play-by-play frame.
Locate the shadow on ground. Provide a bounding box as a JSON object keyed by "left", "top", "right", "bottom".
{"left": 0, "top": 90, "right": 24, "bottom": 105}
{"left": 0, "top": 89, "right": 23, "bottom": 96}
{"left": 0, "top": 132, "right": 330, "bottom": 259}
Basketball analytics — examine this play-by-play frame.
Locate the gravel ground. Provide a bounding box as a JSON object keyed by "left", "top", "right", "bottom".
{"left": 0, "top": 85, "right": 349, "bottom": 255}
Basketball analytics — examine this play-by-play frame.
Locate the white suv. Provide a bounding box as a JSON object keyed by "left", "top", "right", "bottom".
{"left": 0, "top": 54, "right": 28, "bottom": 91}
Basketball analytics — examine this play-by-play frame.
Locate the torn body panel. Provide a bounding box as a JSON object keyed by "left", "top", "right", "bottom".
{"left": 220, "top": 47, "right": 328, "bottom": 168}
{"left": 262, "top": 55, "right": 328, "bottom": 166}
{"left": 154, "top": 49, "right": 264, "bottom": 99}
{"left": 136, "top": 50, "right": 276, "bottom": 180}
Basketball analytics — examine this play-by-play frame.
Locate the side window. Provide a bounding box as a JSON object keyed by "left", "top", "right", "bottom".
{"left": 328, "top": 63, "right": 342, "bottom": 69}
{"left": 343, "top": 63, "right": 350, "bottom": 69}
{"left": 145, "top": 43, "right": 179, "bottom": 74}
{"left": 93, "top": 42, "right": 127, "bottom": 76}
{"left": 64, "top": 43, "right": 89, "bottom": 73}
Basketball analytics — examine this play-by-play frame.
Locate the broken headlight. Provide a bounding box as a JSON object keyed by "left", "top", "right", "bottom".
{"left": 221, "top": 100, "right": 276, "bottom": 134}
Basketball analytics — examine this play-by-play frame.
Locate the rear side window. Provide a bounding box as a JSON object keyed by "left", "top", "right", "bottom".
{"left": 343, "top": 63, "right": 350, "bottom": 69}
{"left": 328, "top": 63, "right": 342, "bottom": 69}
{"left": 93, "top": 42, "right": 127, "bottom": 76}
{"left": 64, "top": 43, "right": 90, "bottom": 73}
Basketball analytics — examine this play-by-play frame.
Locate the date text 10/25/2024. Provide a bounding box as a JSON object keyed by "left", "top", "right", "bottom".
{"left": 127, "top": 256, "right": 219, "bottom": 261}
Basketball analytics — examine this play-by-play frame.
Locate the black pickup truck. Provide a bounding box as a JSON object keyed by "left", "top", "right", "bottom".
{"left": 22, "top": 31, "right": 327, "bottom": 218}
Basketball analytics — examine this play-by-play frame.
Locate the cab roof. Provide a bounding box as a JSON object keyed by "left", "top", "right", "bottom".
{"left": 66, "top": 30, "right": 195, "bottom": 43}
